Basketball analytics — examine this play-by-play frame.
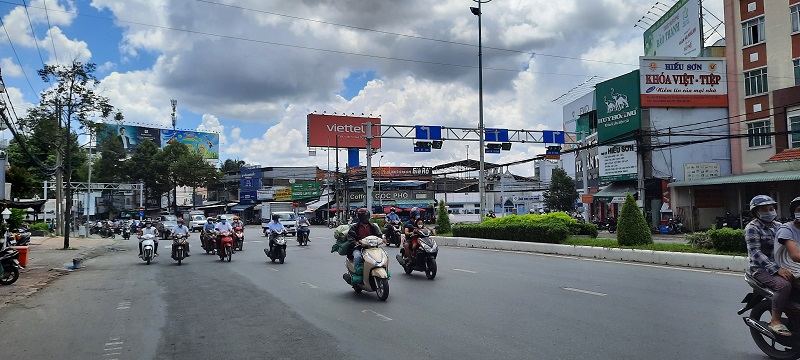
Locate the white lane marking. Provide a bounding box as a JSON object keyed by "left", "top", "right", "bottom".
{"left": 116, "top": 301, "right": 131, "bottom": 310}
{"left": 300, "top": 282, "right": 318, "bottom": 289}
{"left": 266, "top": 267, "right": 279, "bottom": 272}
{"left": 362, "top": 309, "right": 392, "bottom": 321}
{"left": 105, "top": 342, "right": 124, "bottom": 346}
{"left": 251, "top": 240, "right": 264, "bottom": 243}
{"left": 103, "top": 353, "right": 121, "bottom": 356}
{"left": 104, "top": 347, "right": 122, "bottom": 351}
{"left": 562, "top": 287, "right": 607, "bottom": 296}
{"left": 453, "top": 268, "right": 476, "bottom": 274}
{"left": 448, "top": 247, "right": 742, "bottom": 276}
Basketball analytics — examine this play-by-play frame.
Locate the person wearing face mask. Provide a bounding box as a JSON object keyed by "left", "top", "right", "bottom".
{"left": 774, "top": 197, "right": 800, "bottom": 307}
{"left": 745, "top": 195, "right": 790, "bottom": 336}
{"left": 403, "top": 208, "right": 422, "bottom": 261}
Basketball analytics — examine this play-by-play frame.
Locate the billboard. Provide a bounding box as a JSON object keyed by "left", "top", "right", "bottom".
{"left": 643, "top": 0, "right": 701, "bottom": 57}
{"left": 562, "top": 92, "right": 595, "bottom": 150}
{"left": 98, "top": 124, "right": 161, "bottom": 153}
{"left": 307, "top": 114, "right": 381, "bottom": 149}
{"left": 595, "top": 70, "right": 641, "bottom": 144}
{"left": 640, "top": 57, "right": 727, "bottom": 107}
{"left": 348, "top": 166, "right": 433, "bottom": 180}
{"left": 599, "top": 141, "right": 638, "bottom": 182}
{"left": 161, "top": 130, "right": 220, "bottom": 159}
{"left": 240, "top": 165, "right": 262, "bottom": 190}
{"left": 291, "top": 183, "right": 321, "bottom": 200}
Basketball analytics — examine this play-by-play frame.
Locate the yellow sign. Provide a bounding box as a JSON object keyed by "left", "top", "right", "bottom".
{"left": 275, "top": 187, "right": 293, "bottom": 201}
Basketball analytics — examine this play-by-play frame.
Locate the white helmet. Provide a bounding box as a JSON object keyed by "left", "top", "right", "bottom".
{"left": 219, "top": 215, "right": 228, "bottom": 220}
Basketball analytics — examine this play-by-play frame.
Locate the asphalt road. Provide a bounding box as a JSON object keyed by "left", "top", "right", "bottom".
{"left": 0, "top": 226, "right": 774, "bottom": 359}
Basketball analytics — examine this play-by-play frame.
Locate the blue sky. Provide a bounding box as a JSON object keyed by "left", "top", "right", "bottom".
{"left": 0, "top": 0, "right": 725, "bottom": 175}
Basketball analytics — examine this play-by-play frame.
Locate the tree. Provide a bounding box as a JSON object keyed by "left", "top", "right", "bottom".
{"left": 123, "top": 139, "right": 169, "bottom": 200}
{"left": 158, "top": 142, "right": 220, "bottom": 215}
{"left": 93, "top": 131, "right": 127, "bottom": 183}
{"left": 5, "top": 165, "right": 39, "bottom": 198}
{"left": 435, "top": 200, "right": 451, "bottom": 234}
{"left": 220, "top": 158, "right": 245, "bottom": 173}
{"left": 543, "top": 168, "right": 578, "bottom": 212}
{"left": 616, "top": 193, "right": 653, "bottom": 246}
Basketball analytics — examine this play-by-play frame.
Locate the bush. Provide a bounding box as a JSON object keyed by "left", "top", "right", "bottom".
{"left": 28, "top": 222, "right": 51, "bottom": 232}
{"left": 452, "top": 222, "right": 570, "bottom": 243}
{"left": 616, "top": 194, "right": 653, "bottom": 246}
{"left": 435, "top": 200, "right": 451, "bottom": 234}
{"left": 570, "top": 222, "right": 598, "bottom": 238}
{"left": 685, "top": 231, "right": 712, "bottom": 249}
{"left": 707, "top": 227, "right": 746, "bottom": 253}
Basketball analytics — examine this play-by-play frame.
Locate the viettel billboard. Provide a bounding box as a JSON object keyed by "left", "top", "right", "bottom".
{"left": 307, "top": 114, "right": 381, "bottom": 149}
{"left": 595, "top": 70, "right": 641, "bottom": 144}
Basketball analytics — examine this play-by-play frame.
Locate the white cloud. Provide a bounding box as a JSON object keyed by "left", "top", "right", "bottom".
{"left": 42, "top": 26, "right": 92, "bottom": 65}
{"left": 0, "top": 58, "right": 23, "bottom": 77}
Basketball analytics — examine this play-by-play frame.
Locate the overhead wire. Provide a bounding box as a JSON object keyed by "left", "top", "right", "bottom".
{"left": 40, "top": 0, "right": 58, "bottom": 64}
{"left": 21, "top": 0, "right": 46, "bottom": 67}
{"left": 0, "top": 14, "right": 37, "bottom": 95}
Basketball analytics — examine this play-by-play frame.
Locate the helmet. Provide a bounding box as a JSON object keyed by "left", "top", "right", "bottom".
{"left": 410, "top": 207, "right": 420, "bottom": 219}
{"left": 299, "top": 214, "right": 305, "bottom": 218}
{"left": 220, "top": 215, "right": 228, "bottom": 220}
{"left": 207, "top": 218, "right": 213, "bottom": 222}
{"left": 356, "top": 208, "right": 371, "bottom": 223}
{"left": 233, "top": 216, "right": 239, "bottom": 220}
{"left": 749, "top": 195, "right": 777, "bottom": 212}
{"left": 145, "top": 222, "right": 153, "bottom": 227}
{"left": 789, "top": 196, "right": 800, "bottom": 214}
{"left": 390, "top": 207, "right": 396, "bottom": 213}
{"left": 272, "top": 214, "right": 280, "bottom": 221}
{"left": 177, "top": 218, "right": 184, "bottom": 224}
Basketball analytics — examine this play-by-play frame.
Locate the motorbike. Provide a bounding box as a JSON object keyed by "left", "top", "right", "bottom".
{"left": 297, "top": 224, "right": 310, "bottom": 246}
{"left": 140, "top": 233, "right": 156, "bottom": 265}
{"left": 0, "top": 247, "right": 23, "bottom": 285}
{"left": 90, "top": 222, "right": 103, "bottom": 235}
{"left": 100, "top": 226, "right": 115, "bottom": 239}
{"left": 666, "top": 217, "right": 684, "bottom": 235}
{"left": 6, "top": 228, "right": 31, "bottom": 246}
{"left": 233, "top": 226, "right": 244, "bottom": 251}
{"left": 171, "top": 233, "right": 189, "bottom": 265}
{"left": 343, "top": 235, "right": 390, "bottom": 301}
{"left": 122, "top": 227, "right": 131, "bottom": 240}
{"left": 396, "top": 228, "right": 438, "bottom": 279}
{"left": 385, "top": 220, "right": 402, "bottom": 248}
{"left": 217, "top": 230, "right": 233, "bottom": 262}
{"left": 265, "top": 231, "right": 287, "bottom": 263}
{"left": 739, "top": 271, "right": 800, "bottom": 359}
{"left": 606, "top": 217, "right": 617, "bottom": 234}
{"left": 327, "top": 218, "right": 341, "bottom": 229}
{"left": 201, "top": 229, "right": 216, "bottom": 254}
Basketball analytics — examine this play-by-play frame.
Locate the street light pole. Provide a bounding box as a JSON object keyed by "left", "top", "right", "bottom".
{"left": 378, "top": 155, "right": 384, "bottom": 209}
{"left": 471, "top": 0, "right": 491, "bottom": 221}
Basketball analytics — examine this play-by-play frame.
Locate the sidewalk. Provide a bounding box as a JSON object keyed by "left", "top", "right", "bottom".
{"left": 0, "top": 235, "right": 123, "bottom": 310}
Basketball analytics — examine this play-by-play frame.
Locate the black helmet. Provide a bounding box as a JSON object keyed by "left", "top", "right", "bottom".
{"left": 390, "top": 207, "right": 396, "bottom": 213}
{"left": 790, "top": 197, "right": 800, "bottom": 214}
{"left": 272, "top": 213, "right": 280, "bottom": 221}
{"left": 357, "top": 208, "right": 371, "bottom": 223}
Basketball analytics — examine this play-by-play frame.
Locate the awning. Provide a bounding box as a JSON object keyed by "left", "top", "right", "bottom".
{"left": 668, "top": 170, "right": 800, "bottom": 187}
{"left": 194, "top": 202, "right": 238, "bottom": 210}
{"left": 304, "top": 198, "right": 334, "bottom": 211}
{"left": 230, "top": 204, "right": 256, "bottom": 212}
{"left": 593, "top": 182, "right": 637, "bottom": 199}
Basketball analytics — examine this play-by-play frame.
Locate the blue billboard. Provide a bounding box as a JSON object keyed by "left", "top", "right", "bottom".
{"left": 161, "top": 130, "right": 220, "bottom": 159}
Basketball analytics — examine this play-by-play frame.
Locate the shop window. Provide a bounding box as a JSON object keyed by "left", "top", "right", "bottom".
{"left": 792, "top": 4, "right": 800, "bottom": 33}
{"left": 744, "top": 67, "right": 768, "bottom": 96}
{"left": 747, "top": 120, "right": 772, "bottom": 148}
{"left": 742, "top": 16, "right": 765, "bottom": 46}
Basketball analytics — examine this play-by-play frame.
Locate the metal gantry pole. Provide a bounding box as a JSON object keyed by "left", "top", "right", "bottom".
{"left": 472, "top": 0, "right": 491, "bottom": 221}
{"left": 364, "top": 122, "right": 374, "bottom": 213}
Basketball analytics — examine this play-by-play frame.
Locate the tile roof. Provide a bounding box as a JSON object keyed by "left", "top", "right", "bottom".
{"left": 767, "top": 148, "right": 800, "bottom": 162}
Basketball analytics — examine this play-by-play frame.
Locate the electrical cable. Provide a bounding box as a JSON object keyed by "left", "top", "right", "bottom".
{"left": 21, "top": 0, "right": 46, "bottom": 68}
{"left": 40, "top": 0, "right": 59, "bottom": 64}
{"left": 0, "top": 14, "right": 37, "bottom": 95}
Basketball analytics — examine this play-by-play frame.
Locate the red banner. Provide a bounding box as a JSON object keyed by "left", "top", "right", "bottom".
{"left": 307, "top": 114, "right": 381, "bottom": 149}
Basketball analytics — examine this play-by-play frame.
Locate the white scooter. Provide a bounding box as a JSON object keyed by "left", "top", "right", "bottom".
{"left": 140, "top": 233, "right": 156, "bottom": 265}
{"left": 343, "top": 235, "right": 390, "bottom": 301}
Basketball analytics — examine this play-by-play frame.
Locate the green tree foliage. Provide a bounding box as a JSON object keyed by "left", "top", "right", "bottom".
{"left": 543, "top": 167, "right": 578, "bottom": 212}
{"left": 5, "top": 165, "right": 39, "bottom": 198}
{"left": 436, "top": 200, "right": 451, "bottom": 234}
{"left": 159, "top": 142, "right": 221, "bottom": 214}
{"left": 93, "top": 131, "right": 127, "bottom": 183}
{"left": 123, "top": 139, "right": 169, "bottom": 198}
{"left": 616, "top": 194, "right": 653, "bottom": 246}
{"left": 220, "top": 158, "right": 245, "bottom": 173}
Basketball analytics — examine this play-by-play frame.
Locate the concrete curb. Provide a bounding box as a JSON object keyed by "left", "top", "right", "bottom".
{"left": 434, "top": 236, "right": 748, "bottom": 272}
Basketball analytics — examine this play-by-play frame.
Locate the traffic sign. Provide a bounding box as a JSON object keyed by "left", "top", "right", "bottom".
{"left": 484, "top": 128, "right": 509, "bottom": 142}
{"left": 542, "top": 130, "right": 565, "bottom": 144}
{"left": 545, "top": 145, "right": 561, "bottom": 160}
{"left": 485, "top": 148, "right": 500, "bottom": 154}
{"left": 415, "top": 125, "right": 442, "bottom": 140}
{"left": 139, "top": 211, "right": 145, "bottom": 217}
{"left": 414, "top": 147, "right": 432, "bottom": 153}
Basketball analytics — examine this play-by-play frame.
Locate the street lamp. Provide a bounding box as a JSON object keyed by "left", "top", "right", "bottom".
{"left": 471, "top": 0, "right": 491, "bottom": 221}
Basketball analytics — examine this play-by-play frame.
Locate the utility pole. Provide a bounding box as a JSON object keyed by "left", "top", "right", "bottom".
{"left": 364, "top": 122, "right": 374, "bottom": 214}
{"left": 471, "top": 0, "right": 491, "bottom": 221}
{"left": 64, "top": 101, "right": 73, "bottom": 248}
{"left": 580, "top": 130, "right": 589, "bottom": 222}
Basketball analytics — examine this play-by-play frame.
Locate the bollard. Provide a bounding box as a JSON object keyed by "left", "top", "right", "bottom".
{"left": 72, "top": 258, "right": 83, "bottom": 269}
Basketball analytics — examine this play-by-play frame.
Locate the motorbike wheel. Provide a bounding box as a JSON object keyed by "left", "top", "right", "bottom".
{"left": 177, "top": 249, "right": 183, "bottom": 266}
{"left": 425, "top": 258, "right": 437, "bottom": 280}
{"left": 226, "top": 248, "right": 232, "bottom": 262}
{"left": 0, "top": 267, "right": 20, "bottom": 285}
{"left": 278, "top": 249, "right": 285, "bottom": 264}
{"left": 375, "top": 278, "right": 389, "bottom": 301}
{"left": 749, "top": 300, "right": 800, "bottom": 359}
{"left": 403, "top": 264, "right": 413, "bottom": 275}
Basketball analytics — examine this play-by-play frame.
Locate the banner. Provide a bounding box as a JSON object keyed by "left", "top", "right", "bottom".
{"left": 275, "top": 187, "right": 292, "bottom": 201}
{"left": 347, "top": 166, "right": 433, "bottom": 180}
{"left": 599, "top": 141, "right": 638, "bottom": 182}
{"left": 306, "top": 114, "right": 381, "bottom": 149}
{"left": 98, "top": 124, "right": 161, "bottom": 153}
{"left": 643, "top": 0, "right": 701, "bottom": 57}
{"left": 240, "top": 166, "right": 262, "bottom": 190}
{"left": 239, "top": 190, "right": 258, "bottom": 204}
{"left": 291, "top": 183, "right": 320, "bottom": 200}
{"left": 640, "top": 57, "right": 727, "bottom": 107}
{"left": 161, "top": 130, "right": 220, "bottom": 159}
{"left": 595, "top": 70, "right": 641, "bottom": 144}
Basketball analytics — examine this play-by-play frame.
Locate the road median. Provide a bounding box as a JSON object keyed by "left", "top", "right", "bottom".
{"left": 434, "top": 236, "right": 747, "bottom": 272}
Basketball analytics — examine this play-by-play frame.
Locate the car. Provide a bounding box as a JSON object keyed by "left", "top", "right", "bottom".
{"left": 266, "top": 211, "right": 297, "bottom": 236}
{"left": 157, "top": 215, "right": 178, "bottom": 239}
{"left": 189, "top": 215, "right": 206, "bottom": 232}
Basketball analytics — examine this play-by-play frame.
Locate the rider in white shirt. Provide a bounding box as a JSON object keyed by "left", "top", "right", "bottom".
{"left": 266, "top": 214, "right": 286, "bottom": 256}
{"left": 138, "top": 222, "right": 159, "bottom": 257}
{"left": 170, "top": 218, "right": 190, "bottom": 257}
{"left": 214, "top": 215, "right": 234, "bottom": 254}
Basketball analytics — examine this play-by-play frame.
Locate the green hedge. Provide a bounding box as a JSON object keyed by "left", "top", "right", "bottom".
{"left": 28, "top": 222, "right": 51, "bottom": 232}
{"left": 451, "top": 212, "right": 590, "bottom": 243}
{"left": 570, "top": 222, "right": 598, "bottom": 238}
{"left": 707, "top": 227, "right": 746, "bottom": 253}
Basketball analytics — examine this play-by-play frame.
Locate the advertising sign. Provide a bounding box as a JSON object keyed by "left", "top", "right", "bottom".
{"left": 257, "top": 189, "right": 274, "bottom": 201}
{"left": 275, "top": 187, "right": 292, "bottom": 201}
{"left": 348, "top": 190, "right": 434, "bottom": 202}
{"left": 98, "top": 124, "right": 161, "bottom": 153}
{"left": 161, "top": 130, "right": 220, "bottom": 159}
{"left": 643, "top": 0, "right": 701, "bottom": 57}
{"left": 240, "top": 165, "right": 262, "bottom": 190}
{"left": 599, "top": 141, "right": 638, "bottom": 182}
{"left": 291, "top": 183, "right": 321, "bottom": 200}
{"left": 684, "top": 162, "right": 721, "bottom": 181}
{"left": 562, "top": 92, "right": 595, "bottom": 150}
{"left": 239, "top": 190, "right": 258, "bottom": 204}
{"left": 307, "top": 114, "right": 381, "bottom": 149}
{"left": 347, "top": 166, "right": 433, "bottom": 180}
{"left": 640, "top": 57, "right": 727, "bottom": 107}
{"left": 595, "top": 70, "right": 641, "bottom": 144}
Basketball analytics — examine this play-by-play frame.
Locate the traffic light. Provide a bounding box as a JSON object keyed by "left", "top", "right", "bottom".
{"left": 415, "top": 141, "right": 432, "bottom": 148}
{"left": 432, "top": 140, "right": 443, "bottom": 149}
{"left": 486, "top": 143, "right": 501, "bottom": 150}
{"left": 501, "top": 142, "right": 512, "bottom": 151}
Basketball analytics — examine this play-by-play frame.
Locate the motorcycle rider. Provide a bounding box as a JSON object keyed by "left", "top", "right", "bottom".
{"left": 201, "top": 218, "right": 216, "bottom": 250}
{"left": 296, "top": 214, "right": 311, "bottom": 241}
{"left": 214, "top": 215, "right": 234, "bottom": 255}
{"left": 231, "top": 215, "right": 244, "bottom": 229}
{"left": 170, "top": 218, "right": 190, "bottom": 257}
{"left": 266, "top": 213, "right": 287, "bottom": 257}
{"left": 346, "top": 208, "right": 382, "bottom": 285}
{"left": 403, "top": 208, "right": 422, "bottom": 261}
{"left": 745, "top": 195, "right": 789, "bottom": 336}
{"left": 384, "top": 207, "right": 401, "bottom": 239}
{"left": 138, "top": 222, "right": 159, "bottom": 258}
{"left": 405, "top": 218, "right": 432, "bottom": 259}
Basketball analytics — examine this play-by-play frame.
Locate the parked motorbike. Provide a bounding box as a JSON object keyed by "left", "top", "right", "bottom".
{"left": 265, "top": 231, "right": 287, "bottom": 263}
{"left": 297, "top": 225, "right": 310, "bottom": 246}
{"left": 0, "top": 247, "right": 23, "bottom": 285}
{"left": 396, "top": 228, "right": 438, "bottom": 279}
{"left": 233, "top": 226, "right": 244, "bottom": 251}
{"left": 666, "top": 217, "right": 685, "bottom": 235}
{"left": 140, "top": 233, "right": 156, "bottom": 265}
{"left": 606, "top": 217, "right": 617, "bottom": 234}
{"left": 716, "top": 212, "right": 751, "bottom": 230}
{"left": 171, "top": 233, "right": 189, "bottom": 265}
{"left": 6, "top": 229, "right": 31, "bottom": 246}
{"left": 739, "top": 271, "right": 800, "bottom": 359}
{"left": 385, "top": 220, "right": 402, "bottom": 248}
{"left": 343, "top": 235, "right": 389, "bottom": 301}
{"left": 218, "top": 230, "right": 233, "bottom": 262}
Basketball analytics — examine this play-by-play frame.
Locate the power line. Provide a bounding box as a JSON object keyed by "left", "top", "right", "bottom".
{"left": 21, "top": 0, "right": 46, "bottom": 67}
{"left": 40, "top": 0, "right": 59, "bottom": 64}
{"left": 0, "top": 14, "right": 37, "bottom": 94}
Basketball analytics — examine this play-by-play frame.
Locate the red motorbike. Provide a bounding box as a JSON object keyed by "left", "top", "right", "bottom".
{"left": 201, "top": 229, "right": 216, "bottom": 254}
{"left": 218, "top": 230, "right": 233, "bottom": 262}
{"left": 233, "top": 226, "right": 244, "bottom": 251}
